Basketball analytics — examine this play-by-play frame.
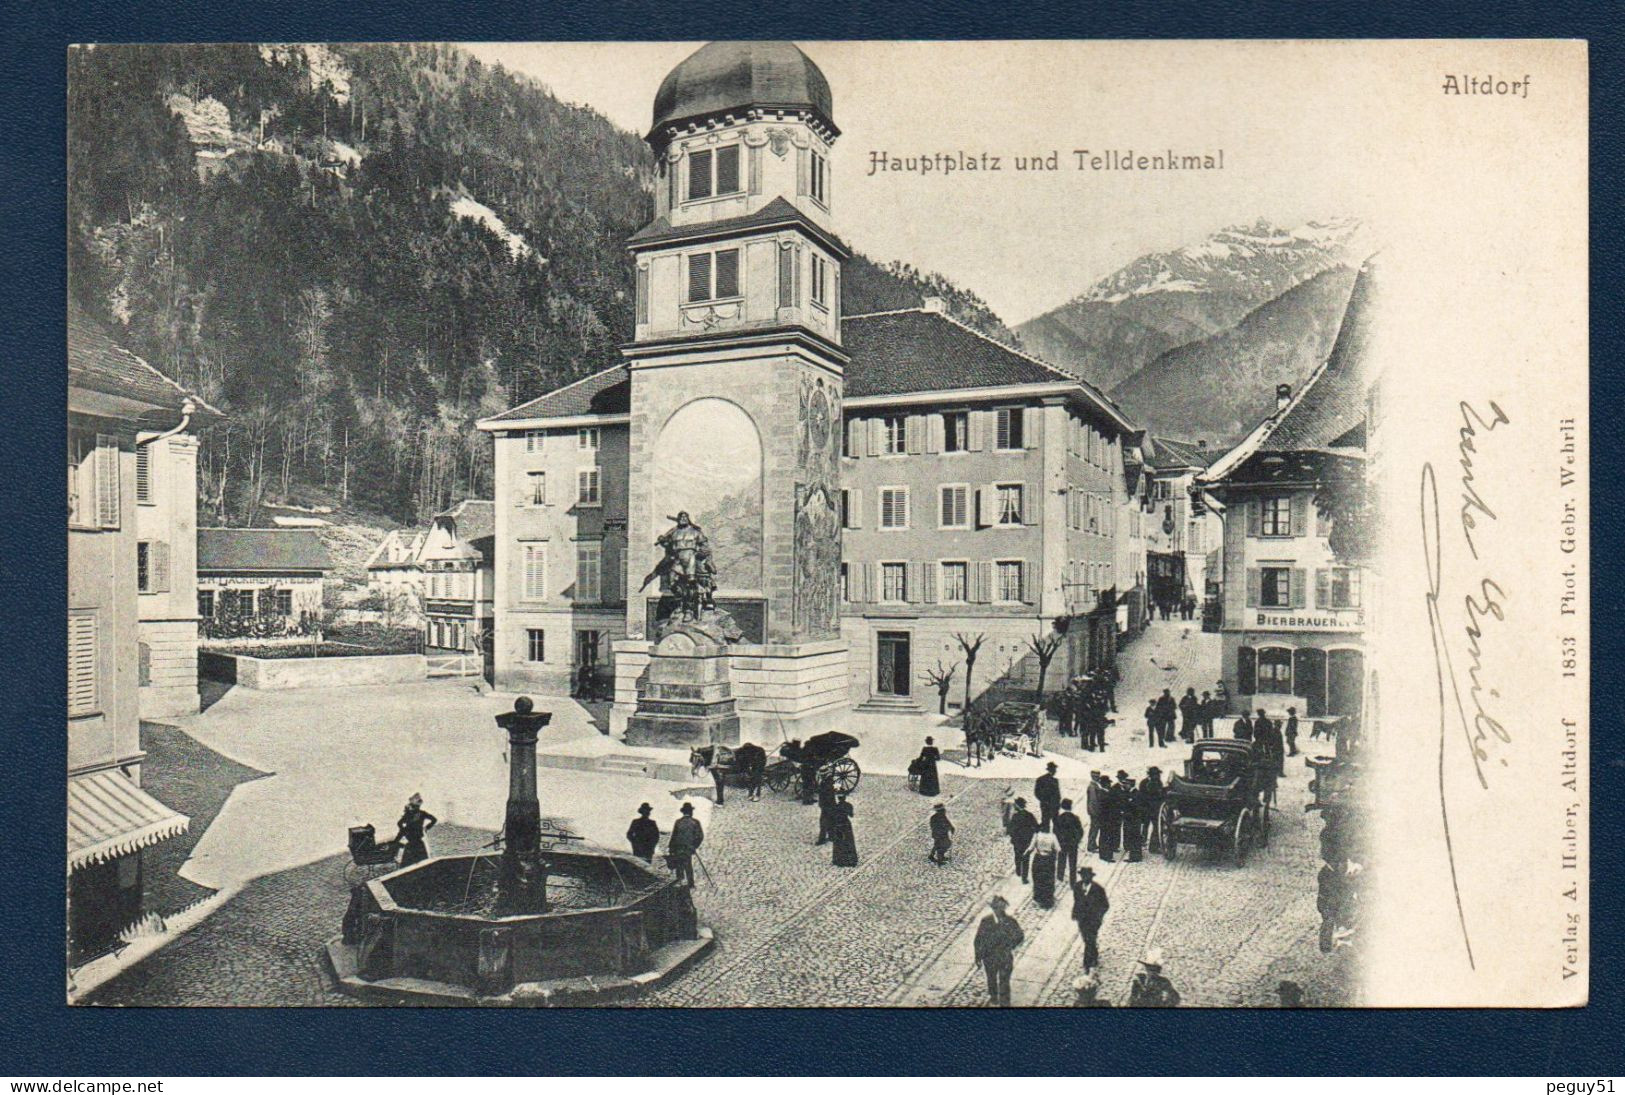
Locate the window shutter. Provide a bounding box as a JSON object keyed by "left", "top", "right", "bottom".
{"left": 68, "top": 614, "right": 97, "bottom": 716}
{"left": 1315, "top": 568, "right": 1330, "bottom": 608}
{"left": 907, "top": 562, "right": 922, "bottom": 604}
{"left": 1237, "top": 646, "right": 1257, "bottom": 695}
{"left": 1291, "top": 568, "right": 1307, "bottom": 608}
{"left": 716, "top": 145, "right": 740, "bottom": 194}
{"left": 905, "top": 415, "right": 923, "bottom": 455}
{"left": 832, "top": 270, "right": 840, "bottom": 323}
{"left": 974, "top": 487, "right": 989, "bottom": 529}
{"left": 748, "top": 145, "right": 762, "bottom": 195}
{"left": 796, "top": 146, "right": 809, "bottom": 195}
{"left": 135, "top": 446, "right": 151, "bottom": 503}
{"left": 688, "top": 252, "right": 712, "bottom": 303}
{"left": 1022, "top": 561, "right": 1037, "bottom": 604}
{"left": 688, "top": 148, "right": 713, "bottom": 200}
{"left": 1246, "top": 498, "right": 1262, "bottom": 538}
{"left": 1316, "top": 504, "right": 1331, "bottom": 538}
{"left": 636, "top": 266, "right": 650, "bottom": 324}
{"left": 1246, "top": 568, "right": 1261, "bottom": 608}
{"left": 1024, "top": 484, "right": 1040, "bottom": 526}
{"left": 968, "top": 411, "right": 985, "bottom": 452}
{"left": 1290, "top": 493, "right": 1309, "bottom": 537}
{"left": 153, "top": 541, "right": 171, "bottom": 593}
{"left": 866, "top": 562, "right": 878, "bottom": 604}
{"left": 868, "top": 419, "right": 883, "bottom": 457}
{"left": 714, "top": 249, "right": 740, "bottom": 298}
{"left": 922, "top": 563, "right": 938, "bottom": 604}
{"left": 95, "top": 434, "right": 120, "bottom": 528}
{"left": 848, "top": 488, "right": 862, "bottom": 528}
{"left": 604, "top": 539, "right": 621, "bottom": 602}
{"left": 1023, "top": 407, "right": 1040, "bottom": 449}
{"left": 778, "top": 246, "right": 794, "bottom": 308}
{"left": 925, "top": 414, "right": 943, "bottom": 454}
{"left": 973, "top": 562, "right": 993, "bottom": 604}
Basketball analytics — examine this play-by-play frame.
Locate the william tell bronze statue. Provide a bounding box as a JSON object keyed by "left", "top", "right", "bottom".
{"left": 639, "top": 511, "right": 717, "bottom": 623}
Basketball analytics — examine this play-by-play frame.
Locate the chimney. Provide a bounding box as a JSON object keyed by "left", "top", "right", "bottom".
{"left": 921, "top": 296, "right": 947, "bottom": 314}
{"left": 1276, "top": 384, "right": 1292, "bottom": 412}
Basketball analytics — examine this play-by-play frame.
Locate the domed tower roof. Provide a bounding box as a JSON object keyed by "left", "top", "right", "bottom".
{"left": 648, "top": 41, "right": 836, "bottom": 149}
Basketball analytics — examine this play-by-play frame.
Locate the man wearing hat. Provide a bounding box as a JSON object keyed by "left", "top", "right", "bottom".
{"left": 1070, "top": 865, "right": 1110, "bottom": 972}
{"left": 626, "top": 803, "right": 661, "bottom": 863}
{"left": 1053, "top": 797, "right": 1084, "bottom": 884}
{"left": 1098, "top": 773, "right": 1125, "bottom": 863}
{"left": 1084, "top": 770, "right": 1105, "bottom": 853}
{"left": 1007, "top": 796, "right": 1039, "bottom": 882}
{"left": 1034, "top": 761, "right": 1062, "bottom": 831}
{"left": 1118, "top": 771, "right": 1144, "bottom": 863}
{"left": 667, "top": 801, "right": 704, "bottom": 888}
{"left": 928, "top": 802, "right": 954, "bottom": 865}
{"left": 1128, "top": 949, "right": 1182, "bottom": 1007}
{"left": 972, "top": 894, "right": 1025, "bottom": 1007}
{"left": 1139, "top": 767, "right": 1167, "bottom": 854}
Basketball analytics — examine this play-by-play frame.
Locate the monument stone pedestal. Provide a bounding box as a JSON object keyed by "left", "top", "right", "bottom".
{"left": 624, "top": 628, "right": 742, "bottom": 748}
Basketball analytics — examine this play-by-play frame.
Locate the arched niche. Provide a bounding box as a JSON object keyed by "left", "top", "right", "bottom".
{"left": 652, "top": 398, "right": 764, "bottom": 592}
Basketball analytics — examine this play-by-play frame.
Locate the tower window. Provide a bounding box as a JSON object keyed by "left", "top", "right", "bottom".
{"left": 687, "top": 145, "right": 741, "bottom": 202}
{"left": 810, "top": 150, "right": 828, "bottom": 205}
{"left": 688, "top": 248, "right": 741, "bottom": 303}
{"left": 811, "top": 255, "right": 828, "bottom": 308}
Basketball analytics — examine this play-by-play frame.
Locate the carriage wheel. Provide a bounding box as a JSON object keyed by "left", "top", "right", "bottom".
{"left": 1256, "top": 798, "right": 1272, "bottom": 848}
{"left": 765, "top": 766, "right": 793, "bottom": 794}
{"left": 1232, "top": 811, "right": 1253, "bottom": 867}
{"left": 1160, "top": 804, "right": 1177, "bottom": 860}
{"left": 825, "top": 756, "right": 860, "bottom": 795}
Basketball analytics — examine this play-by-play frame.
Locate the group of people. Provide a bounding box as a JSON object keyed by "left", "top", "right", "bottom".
{"left": 1054, "top": 669, "right": 1117, "bottom": 751}
{"left": 1230, "top": 707, "right": 1296, "bottom": 777}
{"left": 1003, "top": 763, "right": 1170, "bottom": 885}
{"left": 1151, "top": 595, "right": 1198, "bottom": 621}
{"left": 1143, "top": 681, "right": 1228, "bottom": 745}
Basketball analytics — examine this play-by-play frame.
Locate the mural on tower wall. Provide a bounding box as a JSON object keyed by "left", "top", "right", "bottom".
{"left": 651, "top": 397, "right": 763, "bottom": 592}
{"left": 793, "top": 373, "right": 842, "bottom": 638}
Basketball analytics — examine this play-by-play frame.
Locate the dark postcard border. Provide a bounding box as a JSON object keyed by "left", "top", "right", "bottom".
{"left": 5, "top": 0, "right": 1620, "bottom": 1077}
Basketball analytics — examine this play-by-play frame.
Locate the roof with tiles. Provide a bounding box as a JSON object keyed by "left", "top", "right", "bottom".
{"left": 485, "top": 307, "right": 1139, "bottom": 432}
{"left": 198, "top": 528, "right": 333, "bottom": 573}
{"left": 435, "top": 499, "right": 494, "bottom": 544}
{"left": 1147, "top": 436, "right": 1220, "bottom": 472}
{"left": 482, "top": 365, "right": 631, "bottom": 424}
{"left": 627, "top": 195, "right": 847, "bottom": 255}
{"left": 69, "top": 297, "right": 223, "bottom": 419}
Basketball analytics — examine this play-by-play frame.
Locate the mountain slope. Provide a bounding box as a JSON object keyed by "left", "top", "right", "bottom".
{"left": 1109, "top": 264, "right": 1360, "bottom": 441}
{"left": 1016, "top": 218, "right": 1362, "bottom": 390}
{"left": 68, "top": 43, "right": 1013, "bottom": 528}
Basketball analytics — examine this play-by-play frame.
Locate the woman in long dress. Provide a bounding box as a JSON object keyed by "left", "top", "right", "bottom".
{"left": 831, "top": 794, "right": 859, "bottom": 867}
{"left": 395, "top": 793, "right": 438, "bottom": 867}
{"left": 1028, "top": 823, "right": 1060, "bottom": 907}
{"left": 916, "top": 737, "right": 942, "bottom": 797}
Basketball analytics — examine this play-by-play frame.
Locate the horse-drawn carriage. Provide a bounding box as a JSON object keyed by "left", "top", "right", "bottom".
{"left": 766, "top": 731, "right": 862, "bottom": 796}
{"left": 1159, "top": 739, "right": 1273, "bottom": 866}
{"left": 987, "top": 701, "right": 1044, "bottom": 758}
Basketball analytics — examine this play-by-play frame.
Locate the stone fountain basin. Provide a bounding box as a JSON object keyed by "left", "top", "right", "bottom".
{"left": 350, "top": 849, "right": 701, "bottom": 996}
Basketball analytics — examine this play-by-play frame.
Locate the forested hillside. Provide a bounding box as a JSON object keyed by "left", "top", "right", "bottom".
{"left": 68, "top": 43, "right": 1013, "bottom": 526}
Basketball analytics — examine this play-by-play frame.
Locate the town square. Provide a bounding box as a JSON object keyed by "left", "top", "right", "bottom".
{"left": 68, "top": 40, "right": 1374, "bottom": 1007}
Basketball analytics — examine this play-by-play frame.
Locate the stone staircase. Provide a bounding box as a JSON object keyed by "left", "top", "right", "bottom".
{"left": 536, "top": 747, "right": 698, "bottom": 784}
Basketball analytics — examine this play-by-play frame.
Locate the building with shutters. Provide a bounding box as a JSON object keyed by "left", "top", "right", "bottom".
{"left": 418, "top": 499, "right": 495, "bottom": 667}
{"left": 68, "top": 298, "right": 217, "bottom": 965}
{"left": 478, "top": 41, "right": 1146, "bottom": 720}
{"left": 134, "top": 430, "right": 207, "bottom": 718}
{"left": 1142, "top": 436, "right": 1224, "bottom": 618}
{"left": 1199, "top": 263, "right": 1375, "bottom": 723}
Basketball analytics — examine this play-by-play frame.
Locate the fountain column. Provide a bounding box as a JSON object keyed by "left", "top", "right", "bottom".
{"left": 494, "top": 697, "right": 551, "bottom": 901}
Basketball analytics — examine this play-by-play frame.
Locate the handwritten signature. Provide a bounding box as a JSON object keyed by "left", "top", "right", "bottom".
{"left": 1420, "top": 398, "right": 1510, "bottom": 971}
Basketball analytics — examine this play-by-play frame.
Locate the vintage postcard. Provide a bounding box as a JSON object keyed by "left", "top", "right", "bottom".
{"left": 65, "top": 39, "right": 1586, "bottom": 1007}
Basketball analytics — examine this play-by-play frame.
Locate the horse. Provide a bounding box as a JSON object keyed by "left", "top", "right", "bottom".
{"left": 689, "top": 743, "right": 768, "bottom": 801}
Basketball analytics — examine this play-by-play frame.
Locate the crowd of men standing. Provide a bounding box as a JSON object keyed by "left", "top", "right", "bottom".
{"left": 1054, "top": 668, "right": 1119, "bottom": 751}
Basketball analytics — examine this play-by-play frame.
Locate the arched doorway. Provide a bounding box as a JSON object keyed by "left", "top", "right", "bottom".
{"left": 1327, "top": 648, "right": 1365, "bottom": 717}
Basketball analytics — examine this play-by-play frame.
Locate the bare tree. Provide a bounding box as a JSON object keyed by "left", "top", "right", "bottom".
{"left": 921, "top": 659, "right": 957, "bottom": 715}
{"left": 953, "top": 632, "right": 986, "bottom": 722}
{"left": 1025, "top": 624, "right": 1065, "bottom": 706}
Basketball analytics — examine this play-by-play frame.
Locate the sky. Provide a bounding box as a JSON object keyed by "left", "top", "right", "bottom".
{"left": 461, "top": 40, "right": 1392, "bottom": 325}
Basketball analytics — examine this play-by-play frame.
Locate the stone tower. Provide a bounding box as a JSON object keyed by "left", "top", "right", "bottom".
{"left": 612, "top": 42, "right": 850, "bottom": 745}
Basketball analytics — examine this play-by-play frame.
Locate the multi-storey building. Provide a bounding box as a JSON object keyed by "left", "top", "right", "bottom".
{"left": 1143, "top": 436, "right": 1224, "bottom": 616}
{"left": 837, "top": 305, "right": 1139, "bottom": 709}
{"left": 481, "top": 393, "right": 630, "bottom": 695}
{"left": 134, "top": 431, "right": 207, "bottom": 719}
{"left": 419, "top": 499, "right": 496, "bottom": 669}
{"left": 1200, "top": 264, "right": 1374, "bottom": 722}
{"left": 67, "top": 299, "right": 214, "bottom": 964}
{"left": 364, "top": 527, "right": 427, "bottom": 608}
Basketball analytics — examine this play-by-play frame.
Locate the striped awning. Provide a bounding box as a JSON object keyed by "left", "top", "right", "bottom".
{"left": 68, "top": 771, "right": 189, "bottom": 871}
